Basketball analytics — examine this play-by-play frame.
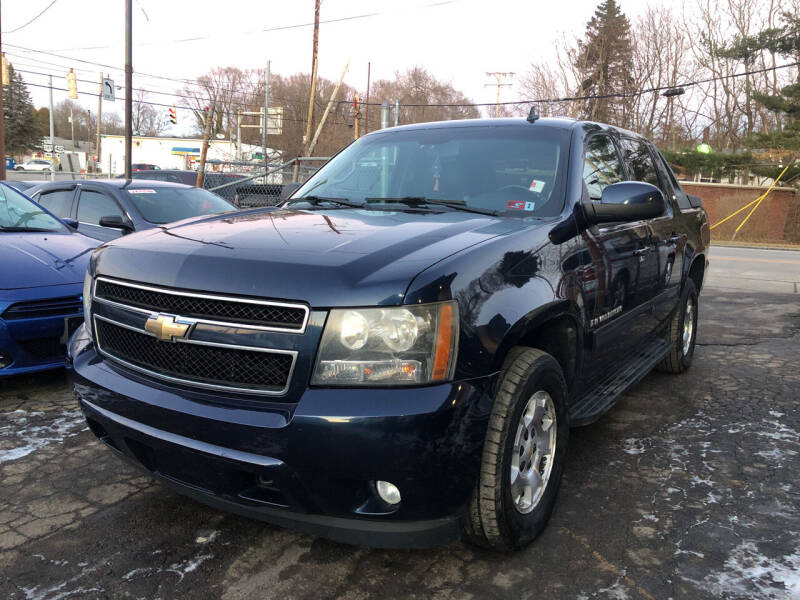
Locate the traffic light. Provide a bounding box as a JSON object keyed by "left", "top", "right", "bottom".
{"left": 66, "top": 68, "right": 78, "bottom": 99}
{"left": 168, "top": 107, "right": 177, "bottom": 124}
{"left": 1, "top": 54, "right": 8, "bottom": 86}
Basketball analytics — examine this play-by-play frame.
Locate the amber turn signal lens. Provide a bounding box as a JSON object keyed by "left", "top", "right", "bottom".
{"left": 432, "top": 303, "right": 454, "bottom": 381}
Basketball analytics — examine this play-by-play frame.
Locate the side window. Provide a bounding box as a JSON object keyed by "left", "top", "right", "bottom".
{"left": 36, "top": 189, "right": 74, "bottom": 217}
{"left": 583, "top": 134, "right": 624, "bottom": 200}
{"left": 618, "top": 137, "right": 661, "bottom": 188}
{"left": 77, "top": 190, "right": 124, "bottom": 225}
{"left": 656, "top": 152, "right": 692, "bottom": 210}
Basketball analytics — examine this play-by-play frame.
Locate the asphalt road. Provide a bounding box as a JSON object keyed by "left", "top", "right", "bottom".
{"left": 1, "top": 247, "right": 799, "bottom": 600}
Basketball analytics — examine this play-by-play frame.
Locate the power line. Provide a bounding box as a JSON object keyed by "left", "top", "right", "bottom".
{"left": 2, "top": 0, "right": 60, "bottom": 34}
{"left": 43, "top": 0, "right": 464, "bottom": 52}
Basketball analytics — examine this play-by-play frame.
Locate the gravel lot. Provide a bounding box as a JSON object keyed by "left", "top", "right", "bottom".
{"left": 2, "top": 248, "right": 799, "bottom": 600}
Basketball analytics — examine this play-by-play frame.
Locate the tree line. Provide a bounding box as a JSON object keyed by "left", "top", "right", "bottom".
{"left": 519, "top": 0, "right": 799, "bottom": 185}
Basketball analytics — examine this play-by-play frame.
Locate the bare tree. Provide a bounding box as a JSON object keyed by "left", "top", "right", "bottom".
{"left": 131, "top": 89, "right": 167, "bottom": 137}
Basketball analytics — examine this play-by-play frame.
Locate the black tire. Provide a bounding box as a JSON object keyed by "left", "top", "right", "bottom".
{"left": 464, "top": 347, "right": 569, "bottom": 551}
{"left": 657, "top": 278, "right": 698, "bottom": 374}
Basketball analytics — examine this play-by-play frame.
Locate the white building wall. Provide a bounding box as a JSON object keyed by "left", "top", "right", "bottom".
{"left": 99, "top": 136, "right": 258, "bottom": 175}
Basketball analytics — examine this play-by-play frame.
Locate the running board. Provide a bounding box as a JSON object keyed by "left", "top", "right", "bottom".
{"left": 568, "top": 338, "right": 670, "bottom": 427}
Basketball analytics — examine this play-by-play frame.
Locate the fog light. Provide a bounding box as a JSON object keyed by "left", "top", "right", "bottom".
{"left": 0, "top": 352, "right": 11, "bottom": 369}
{"left": 375, "top": 480, "right": 401, "bottom": 505}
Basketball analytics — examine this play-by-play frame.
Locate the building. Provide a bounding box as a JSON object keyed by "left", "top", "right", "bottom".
{"left": 99, "top": 135, "right": 280, "bottom": 175}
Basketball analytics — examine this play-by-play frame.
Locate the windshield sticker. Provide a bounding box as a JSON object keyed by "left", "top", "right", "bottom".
{"left": 506, "top": 200, "right": 536, "bottom": 211}
{"left": 529, "top": 179, "right": 546, "bottom": 193}
{"left": 128, "top": 189, "right": 156, "bottom": 194}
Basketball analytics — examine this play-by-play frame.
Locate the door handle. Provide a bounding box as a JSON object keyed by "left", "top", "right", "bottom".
{"left": 667, "top": 234, "right": 681, "bottom": 245}
{"left": 633, "top": 247, "right": 651, "bottom": 256}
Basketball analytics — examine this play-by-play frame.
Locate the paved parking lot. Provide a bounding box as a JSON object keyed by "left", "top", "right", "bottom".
{"left": 1, "top": 246, "right": 799, "bottom": 600}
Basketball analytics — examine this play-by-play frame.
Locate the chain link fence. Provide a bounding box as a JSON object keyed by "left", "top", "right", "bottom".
{"left": 204, "top": 157, "right": 328, "bottom": 208}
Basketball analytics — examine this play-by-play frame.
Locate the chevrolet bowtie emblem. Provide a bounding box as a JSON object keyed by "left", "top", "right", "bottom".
{"left": 144, "top": 314, "right": 192, "bottom": 342}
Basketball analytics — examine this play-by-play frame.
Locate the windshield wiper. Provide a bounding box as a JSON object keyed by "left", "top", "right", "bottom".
{"left": 288, "top": 195, "right": 363, "bottom": 208}
{"left": 365, "top": 197, "right": 499, "bottom": 216}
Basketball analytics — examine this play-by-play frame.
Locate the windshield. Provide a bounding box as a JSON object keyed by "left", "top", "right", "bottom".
{"left": 294, "top": 124, "right": 570, "bottom": 217}
{"left": 125, "top": 187, "right": 235, "bottom": 224}
{"left": 0, "top": 184, "right": 67, "bottom": 232}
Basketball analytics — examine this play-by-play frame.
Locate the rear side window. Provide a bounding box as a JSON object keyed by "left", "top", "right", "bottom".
{"left": 583, "top": 134, "right": 624, "bottom": 200}
{"left": 36, "top": 189, "right": 74, "bottom": 217}
{"left": 618, "top": 137, "right": 660, "bottom": 188}
{"left": 77, "top": 190, "right": 125, "bottom": 225}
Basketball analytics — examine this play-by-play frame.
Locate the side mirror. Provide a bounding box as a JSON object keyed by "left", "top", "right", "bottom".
{"left": 279, "top": 182, "right": 302, "bottom": 200}
{"left": 583, "top": 181, "right": 666, "bottom": 225}
{"left": 61, "top": 218, "right": 79, "bottom": 230}
{"left": 99, "top": 215, "right": 134, "bottom": 233}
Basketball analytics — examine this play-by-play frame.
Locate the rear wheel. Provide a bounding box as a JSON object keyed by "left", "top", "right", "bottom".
{"left": 657, "top": 279, "right": 698, "bottom": 373}
{"left": 464, "top": 347, "right": 569, "bottom": 551}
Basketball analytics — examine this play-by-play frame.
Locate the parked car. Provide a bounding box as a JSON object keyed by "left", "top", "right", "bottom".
{"left": 0, "top": 182, "right": 98, "bottom": 377}
{"left": 15, "top": 159, "right": 53, "bottom": 172}
{"left": 125, "top": 169, "right": 256, "bottom": 203}
{"left": 70, "top": 117, "right": 709, "bottom": 550}
{"left": 132, "top": 163, "right": 160, "bottom": 171}
{"left": 27, "top": 179, "right": 237, "bottom": 242}
{"left": 5, "top": 181, "right": 41, "bottom": 193}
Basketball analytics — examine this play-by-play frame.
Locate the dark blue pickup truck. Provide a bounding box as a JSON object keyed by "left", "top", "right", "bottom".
{"left": 70, "top": 116, "right": 709, "bottom": 550}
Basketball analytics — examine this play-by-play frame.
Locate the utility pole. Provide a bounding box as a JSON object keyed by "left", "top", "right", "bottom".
{"left": 69, "top": 105, "right": 75, "bottom": 152}
{"left": 196, "top": 107, "right": 213, "bottom": 188}
{"left": 485, "top": 72, "right": 514, "bottom": 118}
{"left": 306, "top": 61, "right": 349, "bottom": 156}
{"left": 263, "top": 60, "right": 270, "bottom": 173}
{"left": 394, "top": 100, "right": 399, "bottom": 127}
{"left": 124, "top": 0, "right": 133, "bottom": 178}
{"left": 95, "top": 74, "right": 103, "bottom": 172}
{"left": 303, "top": 0, "right": 320, "bottom": 150}
{"left": 0, "top": 2, "right": 6, "bottom": 181}
{"left": 353, "top": 93, "right": 360, "bottom": 140}
{"left": 364, "top": 62, "right": 370, "bottom": 135}
{"left": 48, "top": 76, "right": 55, "bottom": 181}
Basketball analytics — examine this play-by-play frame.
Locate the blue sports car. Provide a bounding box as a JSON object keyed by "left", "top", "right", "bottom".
{"left": 1, "top": 182, "right": 98, "bottom": 377}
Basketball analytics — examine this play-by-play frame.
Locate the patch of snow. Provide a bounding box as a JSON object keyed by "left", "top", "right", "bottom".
{"left": 704, "top": 541, "right": 800, "bottom": 599}
{"left": 0, "top": 409, "right": 86, "bottom": 464}
{"left": 622, "top": 438, "right": 646, "bottom": 455}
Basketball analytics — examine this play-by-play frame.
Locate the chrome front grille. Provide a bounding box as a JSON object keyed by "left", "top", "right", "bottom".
{"left": 91, "top": 277, "right": 306, "bottom": 395}
{"left": 95, "top": 318, "right": 295, "bottom": 394}
{"left": 94, "top": 278, "right": 309, "bottom": 332}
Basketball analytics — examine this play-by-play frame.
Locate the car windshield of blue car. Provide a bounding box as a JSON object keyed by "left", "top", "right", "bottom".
{"left": 125, "top": 187, "right": 235, "bottom": 224}
{"left": 292, "top": 124, "right": 570, "bottom": 218}
{"left": 0, "top": 184, "right": 67, "bottom": 232}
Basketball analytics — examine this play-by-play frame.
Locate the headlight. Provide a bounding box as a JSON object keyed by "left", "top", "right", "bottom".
{"left": 82, "top": 272, "right": 93, "bottom": 336}
{"left": 312, "top": 301, "right": 458, "bottom": 386}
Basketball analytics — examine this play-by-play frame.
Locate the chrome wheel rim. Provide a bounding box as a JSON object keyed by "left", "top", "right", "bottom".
{"left": 510, "top": 390, "right": 557, "bottom": 514}
{"left": 682, "top": 297, "right": 695, "bottom": 356}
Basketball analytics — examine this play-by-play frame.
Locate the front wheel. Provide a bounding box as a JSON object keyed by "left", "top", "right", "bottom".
{"left": 657, "top": 279, "right": 698, "bottom": 373}
{"left": 464, "top": 347, "right": 569, "bottom": 551}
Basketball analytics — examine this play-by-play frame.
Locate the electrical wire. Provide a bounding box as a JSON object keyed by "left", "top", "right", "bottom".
{"left": 44, "top": 0, "right": 464, "bottom": 52}
{"left": 2, "top": 0, "right": 60, "bottom": 34}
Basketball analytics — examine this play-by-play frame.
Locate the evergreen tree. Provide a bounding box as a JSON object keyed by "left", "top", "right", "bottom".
{"left": 717, "top": 13, "right": 800, "bottom": 184}
{"left": 573, "top": 0, "right": 634, "bottom": 126}
{"left": 3, "top": 66, "right": 41, "bottom": 158}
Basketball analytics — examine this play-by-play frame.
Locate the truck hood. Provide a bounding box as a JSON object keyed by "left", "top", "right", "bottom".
{"left": 94, "top": 208, "right": 529, "bottom": 307}
{"left": 0, "top": 232, "right": 97, "bottom": 290}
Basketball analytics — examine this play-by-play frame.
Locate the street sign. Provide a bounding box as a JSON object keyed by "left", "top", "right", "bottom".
{"left": 102, "top": 78, "right": 115, "bottom": 102}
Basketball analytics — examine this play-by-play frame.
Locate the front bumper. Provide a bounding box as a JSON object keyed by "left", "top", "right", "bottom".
{"left": 70, "top": 326, "right": 497, "bottom": 548}
{"left": 0, "top": 314, "right": 82, "bottom": 378}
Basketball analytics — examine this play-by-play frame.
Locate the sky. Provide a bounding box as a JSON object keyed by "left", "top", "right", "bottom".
{"left": 3, "top": 0, "right": 669, "bottom": 133}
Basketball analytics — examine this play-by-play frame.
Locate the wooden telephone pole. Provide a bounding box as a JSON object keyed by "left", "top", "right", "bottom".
{"left": 303, "top": 0, "right": 321, "bottom": 152}
{"left": 485, "top": 72, "right": 514, "bottom": 118}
